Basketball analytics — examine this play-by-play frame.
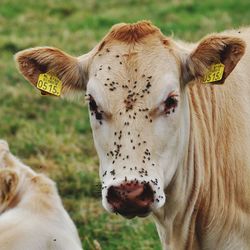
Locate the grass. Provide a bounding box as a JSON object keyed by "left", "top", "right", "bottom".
{"left": 0, "top": 0, "right": 249, "bottom": 249}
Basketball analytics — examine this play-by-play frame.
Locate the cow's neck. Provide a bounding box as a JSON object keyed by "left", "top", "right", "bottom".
{"left": 153, "top": 82, "right": 250, "bottom": 249}
{"left": 152, "top": 85, "right": 204, "bottom": 250}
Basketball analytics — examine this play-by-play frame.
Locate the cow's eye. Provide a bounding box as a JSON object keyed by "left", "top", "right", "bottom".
{"left": 89, "top": 96, "right": 98, "bottom": 112}
{"left": 87, "top": 95, "right": 103, "bottom": 121}
{"left": 164, "top": 94, "right": 178, "bottom": 112}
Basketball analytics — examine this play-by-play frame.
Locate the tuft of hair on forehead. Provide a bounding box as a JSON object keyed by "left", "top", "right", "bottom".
{"left": 103, "top": 20, "right": 164, "bottom": 44}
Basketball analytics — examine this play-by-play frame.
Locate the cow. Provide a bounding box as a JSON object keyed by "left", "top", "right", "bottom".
{"left": 15, "top": 21, "right": 250, "bottom": 249}
{"left": 0, "top": 140, "right": 83, "bottom": 250}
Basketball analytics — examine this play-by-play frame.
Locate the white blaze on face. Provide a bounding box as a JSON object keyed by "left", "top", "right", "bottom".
{"left": 86, "top": 39, "right": 189, "bottom": 214}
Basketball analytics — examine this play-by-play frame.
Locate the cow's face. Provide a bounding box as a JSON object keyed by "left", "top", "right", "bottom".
{"left": 86, "top": 37, "right": 189, "bottom": 217}
{"left": 15, "top": 21, "right": 245, "bottom": 218}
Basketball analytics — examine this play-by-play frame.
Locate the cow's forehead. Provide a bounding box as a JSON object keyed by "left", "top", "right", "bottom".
{"left": 86, "top": 21, "right": 182, "bottom": 116}
{"left": 92, "top": 35, "right": 178, "bottom": 72}
{"left": 87, "top": 36, "right": 180, "bottom": 112}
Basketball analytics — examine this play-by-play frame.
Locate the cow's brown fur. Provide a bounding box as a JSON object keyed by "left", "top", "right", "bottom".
{"left": 188, "top": 35, "right": 246, "bottom": 84}
{"left": 104, "top": 20, "right": 163, "bottom": 44}
{"left": 15, "top": 47, "right": 90, "bottom": 96}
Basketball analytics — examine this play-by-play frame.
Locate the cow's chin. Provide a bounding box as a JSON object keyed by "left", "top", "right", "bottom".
{"left": 115, "top": 209, "right": 151, "bottom": 219}
{"left": 122, "top": 211, "right": 151, "bottom": 219}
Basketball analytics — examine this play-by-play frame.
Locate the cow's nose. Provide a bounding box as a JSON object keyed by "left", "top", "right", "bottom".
{"left": 107, "top": 182, "right": 154, "bottom": 218}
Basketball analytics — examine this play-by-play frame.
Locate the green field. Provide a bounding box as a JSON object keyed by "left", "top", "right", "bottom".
{"left": 0, "top": 0, "right": 250, "bottom": 249}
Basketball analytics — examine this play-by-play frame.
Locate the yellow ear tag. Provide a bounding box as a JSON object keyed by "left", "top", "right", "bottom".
{"left": 37, "top": 73, "right": 62, "bottom": 96}
{"left": 203, "top": 63, "right": 225, "bottom": 84}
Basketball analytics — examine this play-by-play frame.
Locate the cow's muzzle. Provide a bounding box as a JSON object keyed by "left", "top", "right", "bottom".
{"left": 107, "top": 181, "right": 154, "bottom": 218}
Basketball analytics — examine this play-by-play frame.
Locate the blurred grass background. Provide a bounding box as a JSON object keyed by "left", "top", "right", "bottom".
{"left": 0, "top": 0, "right": 250, "bottom": 249}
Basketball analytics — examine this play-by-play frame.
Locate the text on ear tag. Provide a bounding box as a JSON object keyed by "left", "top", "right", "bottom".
{"left": 203, "top": 63, "right": 225, "bottom": 84}
{"left": 37, "top": 73, "right": 62, "bottom": 96}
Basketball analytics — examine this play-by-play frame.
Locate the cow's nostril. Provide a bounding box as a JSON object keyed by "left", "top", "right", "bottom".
{"left": 107, "top": 186, "right": 123, "bottom": 206}
{"left": 138, "top": 183, "right": 154, "bottom": 204}
{"left": 107, "top": 182, "right": 154, "bottom": 217}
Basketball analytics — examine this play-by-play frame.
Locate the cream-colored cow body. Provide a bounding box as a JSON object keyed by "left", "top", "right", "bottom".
{"left": 15, "top": 21, "right": 250, "bottom": 249}
{"left": 0, "top": 140, "right": 82, "bottom": 250}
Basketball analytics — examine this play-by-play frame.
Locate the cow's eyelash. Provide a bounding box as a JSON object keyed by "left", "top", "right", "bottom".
{"left": 85, "top": 94, "right": 98, "bottom": 111}
{"left": 89, "top": 97, "right": 98, "bottom": 112}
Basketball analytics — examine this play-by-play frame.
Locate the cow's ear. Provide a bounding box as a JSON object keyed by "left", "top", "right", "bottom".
{"left": 182, "top": 35, "right": 246, "bottom": 85}
{"left": 0, "top": 170, "right": 19, "bottom": 204}
{"left": 15, "top": 47, "right": 89, "bottom": 98}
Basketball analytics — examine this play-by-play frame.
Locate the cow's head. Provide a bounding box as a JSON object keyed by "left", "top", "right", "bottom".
{"left": 0, "top": 140, "right": 57, "bottom": 214}
{"left": 15, "top": 21, "right": 245, "bottom": 218}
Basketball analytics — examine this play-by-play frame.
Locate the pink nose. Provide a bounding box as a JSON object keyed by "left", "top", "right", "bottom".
{"left": 107, "top": 182, "right": 154, "bottom": 218}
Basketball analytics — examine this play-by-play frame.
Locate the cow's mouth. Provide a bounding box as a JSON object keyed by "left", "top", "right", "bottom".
{"left": 115, "top": 207, "right": 151, "bottom": 219}
{"left": 107, "top": 181, "right": 155, "bottom": 219}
